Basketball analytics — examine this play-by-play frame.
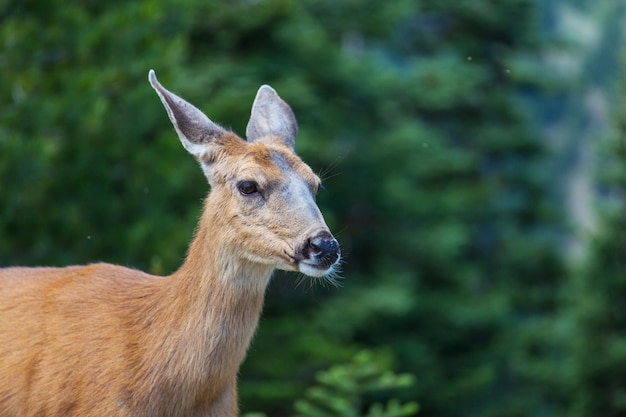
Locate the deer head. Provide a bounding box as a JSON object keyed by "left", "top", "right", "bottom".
{"left": 148, "top": 70, "right": 340, "bottom": 278}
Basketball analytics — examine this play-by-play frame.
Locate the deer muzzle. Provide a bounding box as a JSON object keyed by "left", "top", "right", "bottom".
{"left": 296, "top": 230, "right": 341, "bottom": 277}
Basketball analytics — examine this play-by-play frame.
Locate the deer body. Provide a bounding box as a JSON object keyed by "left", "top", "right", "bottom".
{"left": 0, "top": 72, "right": 340, "bottom": 417}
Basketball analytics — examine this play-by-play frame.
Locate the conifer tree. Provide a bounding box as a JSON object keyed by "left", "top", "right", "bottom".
{"left": 566, "top": 52, "right": 626, "bottom": 415}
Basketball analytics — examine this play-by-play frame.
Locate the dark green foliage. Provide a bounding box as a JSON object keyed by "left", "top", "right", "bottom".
{"left": 291, "top": 351, "right": 418, "bottom": 417}
{"left": 243, "top": 351, "right": 418, "bottom": 417}
{"left": 0, "top": 0, "right": 198, "bottom": 272}
{"left": 564, "top": 50, "right": 626, "bottom": 416}
{"left": 291, "top": 351, "right": 417, "bottom": 417}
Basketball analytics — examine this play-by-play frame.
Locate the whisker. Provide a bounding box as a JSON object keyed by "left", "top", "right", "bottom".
{"left": 294, "top": 272, "right": 308, "bottom": 290}
{"left": 318, "top": 156, "right": 344, "bottom": 183}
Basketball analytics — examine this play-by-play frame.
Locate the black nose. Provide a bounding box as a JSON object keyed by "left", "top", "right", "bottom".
{"left": 306, "top": 232, "right": 340, "bottom": 265}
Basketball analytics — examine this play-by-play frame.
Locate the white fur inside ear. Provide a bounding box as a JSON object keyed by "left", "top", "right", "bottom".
{"left": 181, "top": 139, "right": 210, "bottom": 160}
{"left": 199, "top": 161, "right": 214, "bottom": 183}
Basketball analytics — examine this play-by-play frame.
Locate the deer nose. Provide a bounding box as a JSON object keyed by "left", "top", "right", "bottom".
{"left": 306, "top": 231, "right": 340, "bottom": 265}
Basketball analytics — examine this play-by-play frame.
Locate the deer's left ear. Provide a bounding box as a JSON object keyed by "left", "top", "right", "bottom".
{"left": 246, "top": 85, "right": 298, "bottom": 149}
{"left": 148, "top": 70, "right": 227, "bottom": 159}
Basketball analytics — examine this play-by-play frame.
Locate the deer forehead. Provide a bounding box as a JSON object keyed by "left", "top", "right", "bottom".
{"left": 215, "top": 135, "right": 319, "bottom": 188}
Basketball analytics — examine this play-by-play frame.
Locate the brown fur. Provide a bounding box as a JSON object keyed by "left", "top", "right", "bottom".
{"left": 0, "top": 78, "right": 337, "bottom": 416}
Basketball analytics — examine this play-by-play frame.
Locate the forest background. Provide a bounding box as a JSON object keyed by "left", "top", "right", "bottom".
{"left": 1, "top": 0, "right": 625, "bottom": 416}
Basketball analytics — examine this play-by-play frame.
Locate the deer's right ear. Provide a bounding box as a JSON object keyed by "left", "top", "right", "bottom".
{"left": 148, "top": 70, "right": 226, "bottom": 162}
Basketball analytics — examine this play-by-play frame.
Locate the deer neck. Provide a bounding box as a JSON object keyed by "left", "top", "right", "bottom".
{"left": 147, "top": 196, "right": 273, "bottom": 405}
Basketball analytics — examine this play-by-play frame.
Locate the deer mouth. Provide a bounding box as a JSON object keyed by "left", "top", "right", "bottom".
{"left": 284, "top": 250, "right": 338, "bottom": 277}
{"left": 299, "top": 262, "right": 333, "bottom": 277}
{"left": 297, "top": 255, "right": 340, "bottom": 277}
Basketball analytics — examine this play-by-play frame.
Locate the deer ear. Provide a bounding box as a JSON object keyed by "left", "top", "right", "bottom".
{"left": 246, "top": 85, "right": 297, "bottom": 149}
{"left": 148, "top": 70, "right": 226, "bottom": 159}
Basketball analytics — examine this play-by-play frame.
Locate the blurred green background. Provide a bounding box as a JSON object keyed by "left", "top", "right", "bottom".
{"left": 1, "top": 0, "right": 625, "bottom": 416}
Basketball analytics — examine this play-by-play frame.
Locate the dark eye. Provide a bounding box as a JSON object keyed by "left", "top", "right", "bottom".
{"left": 237, "top": 181, "right": 258, "bottom": 196}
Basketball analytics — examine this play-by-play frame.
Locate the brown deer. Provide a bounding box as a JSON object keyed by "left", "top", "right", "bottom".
{"left": 0, "top": 70, "right": 340, "bottom": 417}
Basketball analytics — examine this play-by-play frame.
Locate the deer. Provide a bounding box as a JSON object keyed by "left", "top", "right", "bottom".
{"left": 0, "top": 70, "right": 341, "bottom": 417}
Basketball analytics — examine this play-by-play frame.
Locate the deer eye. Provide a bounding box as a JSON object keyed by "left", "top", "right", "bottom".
{"left": 237, "top": 181, "right": 258, "bottom": 196}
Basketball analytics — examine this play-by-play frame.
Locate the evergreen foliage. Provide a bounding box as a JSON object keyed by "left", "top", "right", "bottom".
{"left": 243, "top": 351, "right": 418, "bottom": 417}
{"left": 291, "top": 351, "right": 418, "bottom": 417}
{"left": 565, "top": 51, "right": 626, "bottom": 416}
